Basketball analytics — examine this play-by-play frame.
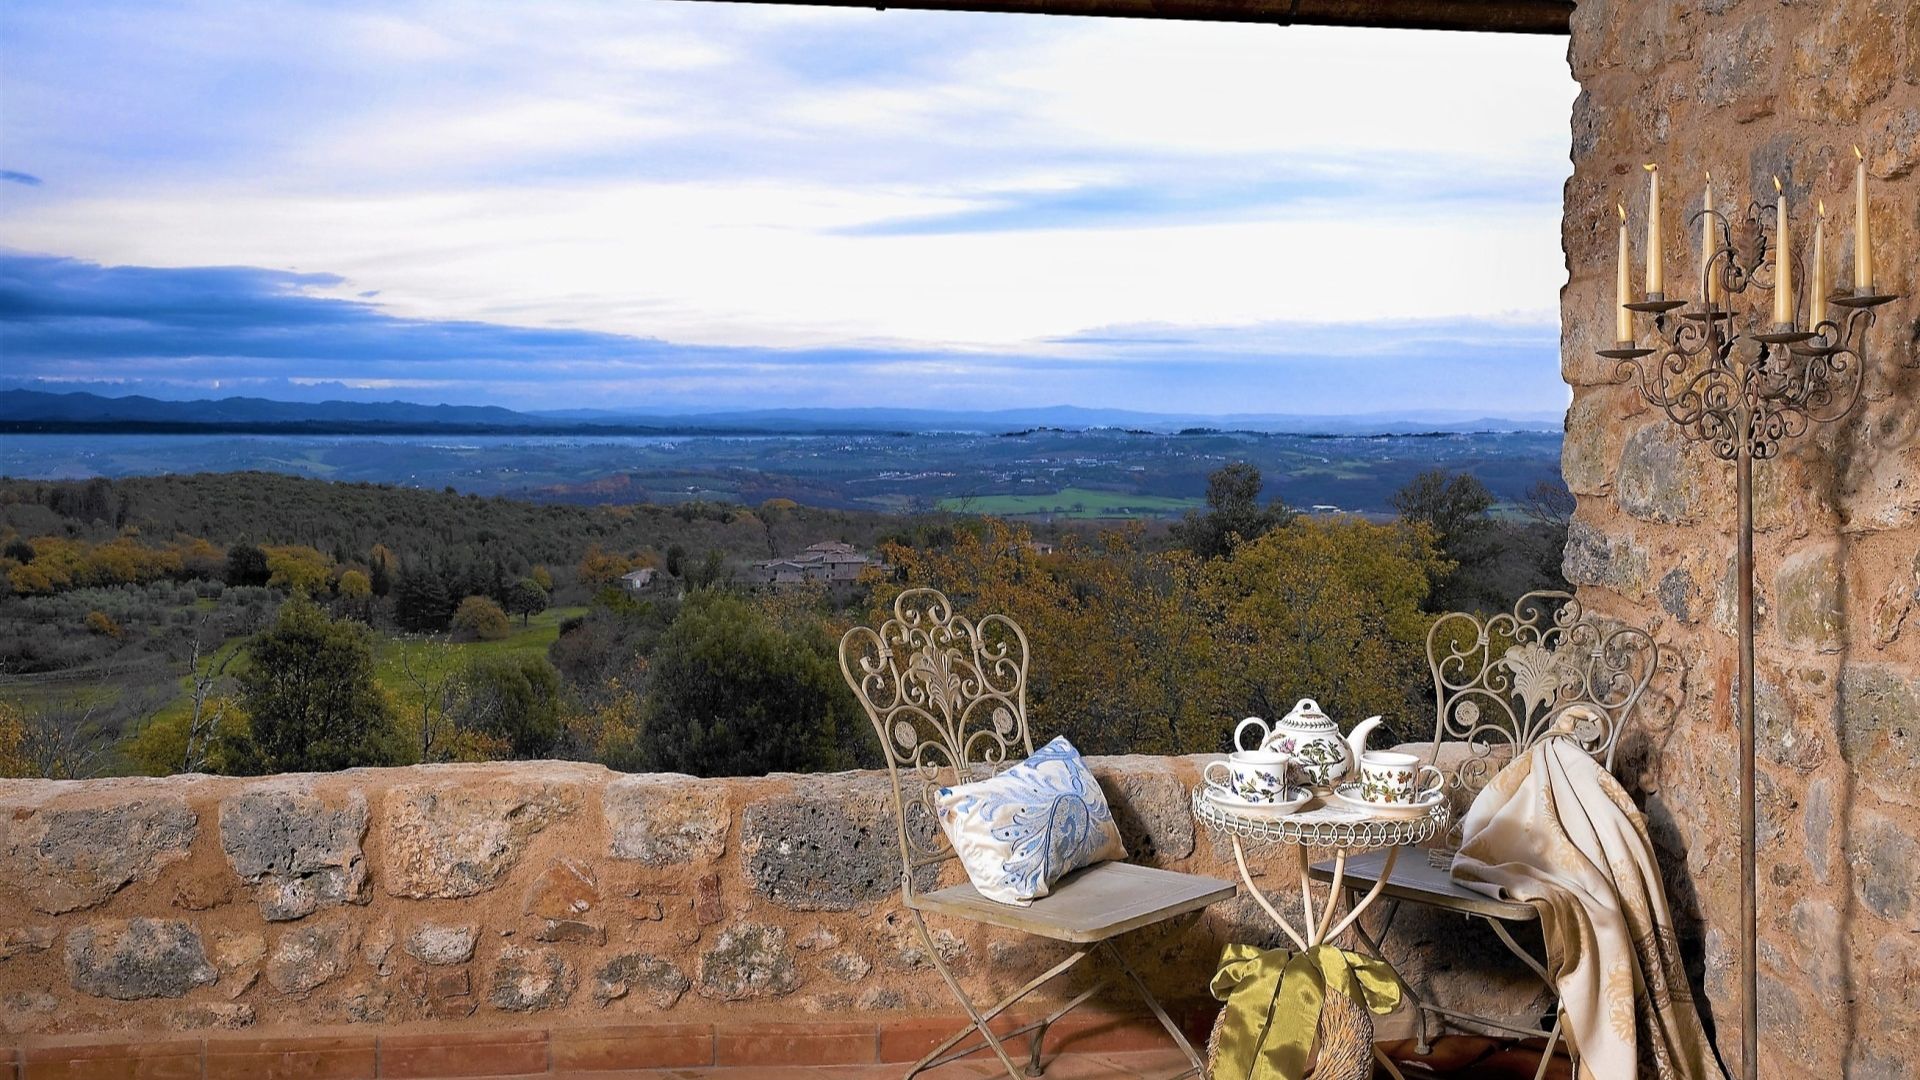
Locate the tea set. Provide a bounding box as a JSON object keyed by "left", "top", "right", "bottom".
{"left": 1201, "top": 698, "right": 1444, "bottom": 821}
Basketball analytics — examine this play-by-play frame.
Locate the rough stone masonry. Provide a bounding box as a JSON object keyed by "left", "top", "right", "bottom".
{"left": 1561, "top": 1, "right": 1920, "bottom": 1076}
{"left": 0, "top": 758, "right": 1543, "bottom": 1046}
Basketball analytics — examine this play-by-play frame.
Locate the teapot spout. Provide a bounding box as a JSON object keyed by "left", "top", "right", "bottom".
{"left": 1346, "top": 716, "right": 1385, "bottom": 765}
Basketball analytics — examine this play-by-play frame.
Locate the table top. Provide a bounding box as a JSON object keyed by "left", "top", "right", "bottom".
{"left": 1190, "top": 786, "right": 1448, "bottom": 849}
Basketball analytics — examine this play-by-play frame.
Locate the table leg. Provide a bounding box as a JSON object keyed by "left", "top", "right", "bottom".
{"left": 1232, "top": 836, "right": 1307, "bottom": 951}
{"left": 1325, "top": 844, "right": 1399, "bottom": 944}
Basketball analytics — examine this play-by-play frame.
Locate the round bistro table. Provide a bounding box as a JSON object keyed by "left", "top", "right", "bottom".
{"left": 1192, "top": 788, "right": 1450, "bottom": 1080}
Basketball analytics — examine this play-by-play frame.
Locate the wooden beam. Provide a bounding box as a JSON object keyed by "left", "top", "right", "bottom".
{"left": 675, "top": 0, "right": 1572, "bottom": 33}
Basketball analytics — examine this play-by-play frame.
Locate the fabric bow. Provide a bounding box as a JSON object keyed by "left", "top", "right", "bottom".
{"left": 1207, "top": 942, "right": 1402, "bottom": 1080}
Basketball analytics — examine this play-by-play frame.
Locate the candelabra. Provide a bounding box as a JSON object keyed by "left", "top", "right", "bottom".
{"left": 1599, "top": 195, "right": 1896, "bottom": 1080}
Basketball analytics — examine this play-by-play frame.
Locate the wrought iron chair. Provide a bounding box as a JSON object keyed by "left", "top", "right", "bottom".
{"left": 840, "top": 588, "right": 1233, "bottom": 1080}
{"left": 1306, "top": 590, "right": 1660, "bottom": 1079}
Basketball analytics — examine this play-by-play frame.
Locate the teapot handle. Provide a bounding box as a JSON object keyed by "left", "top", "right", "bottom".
{"left": 1233, "top": 717, "right": 1270, "bottom": 753}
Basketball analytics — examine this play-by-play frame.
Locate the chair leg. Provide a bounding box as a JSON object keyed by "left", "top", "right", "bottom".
{"left": 1099, "top": 940, "right": 1206, "bottom": 1078}
{"left": 1024, "top": 1016, "right": 1049, "bottom": 1078}
{"left": 903, "top": 911, "right": 1102, "bottom": 1080}
{"left": 1534, "top": 1013, "right": 1563, "bottom": 1080}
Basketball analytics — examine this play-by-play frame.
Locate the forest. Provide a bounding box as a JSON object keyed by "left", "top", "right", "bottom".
{"left": 0, "top": 466, "right": 1570, "bottom": 779}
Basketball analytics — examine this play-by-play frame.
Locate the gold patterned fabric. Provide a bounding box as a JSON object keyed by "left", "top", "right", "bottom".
{"left": 1451, "top": 736, "right": 1719, "bottom": 1080}
{"left": 1206, "top": 943, "right": 1401, "bottom": 1080}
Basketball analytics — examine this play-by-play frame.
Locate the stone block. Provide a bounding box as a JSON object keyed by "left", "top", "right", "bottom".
{"left": 218, "top": 783, "right": 369, "bottom": 921}
{"left": 266, "top": 918, "right": 359, "bottom": 997}
{"left": 1850, "top": 813, "right": 1917, "bottom": 923}
{"left": 592, "top": 951, "right": 690, "bottom": 1009}
{"left": 1091, "top": 756, "right": 1194, "bottom": 862}
{"left": 1617, "top": 421, "right": 1702, "bottom": 524}
{"left": 404, "top": 923, "right": 478, "bottom": 966}
{"left": 65, "top": 918, "right": 216, "bottom": 1000}
{"left": 2, "top": 796, "right": 197, "bottom": 914}
{"left": 166, "top": 1002, "right": 254, "bottom": 1030}
{"left": 740, "top": 777, "right": 921, "bottom": 911}
{"left": 488, "top": 945, "right": 575, "bottom": 1011}
{"left": 524, "top": 857, "right": 598, "bottom": 920}
{"left": 1562, "top": 518, "right": 1651, "bottom": 596}
{"left": 1837, "top": 663, "right": 1920, "bottom": 807}
{"left": 1774, "top": 547, "right": 1844, "bottom": 652}
{"left": 382, "top": 779, "right": 579, "bottom": 898}
{"left": 697, "top": 923, "right": 798, "bottom": 1001}
{"left": 0, "top": 925, "right": 55, "bottom": 961}
{"left": 605, "top": 774, "right": 728, "bottom": 866}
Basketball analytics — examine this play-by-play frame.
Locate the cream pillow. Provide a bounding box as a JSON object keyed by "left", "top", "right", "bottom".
{"left": 935, "top": 736, "right": 1128, "bottom": 906}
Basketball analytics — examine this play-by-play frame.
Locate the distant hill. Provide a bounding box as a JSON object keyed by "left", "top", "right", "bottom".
{"left": 0, "top": 388, "right": 1561, "bottom": 436}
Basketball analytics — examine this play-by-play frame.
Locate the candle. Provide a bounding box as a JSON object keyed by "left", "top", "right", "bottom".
{"left": 1854, "top": 145, "right": 1872, "bottom": 293}
{"left": 1702, "top": 174, "right": 1718, "bottom": 305}
{"left": 1645, "top": 164, "right": 1663, "bottom": 295}
{"left": 1773, "top": 176, "right": 1792, "bottom": 327}
{"left": 1617, "top": 203, "right": 1633, "bottom": 342}
{"left": 1812, "top": 201, "right": 1827, "bottom": 327}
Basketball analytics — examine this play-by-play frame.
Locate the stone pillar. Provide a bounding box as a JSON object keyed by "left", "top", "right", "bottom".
{"left": 1562, "top": 2, "right": 1920, "bottom": 1076}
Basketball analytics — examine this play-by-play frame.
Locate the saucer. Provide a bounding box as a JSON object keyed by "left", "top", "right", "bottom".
{"left": 1329, "top": 783, "right": 1444, "bottom": 821}
{"left": 1203, "top": 785, "right": 1312, "bottom": 818}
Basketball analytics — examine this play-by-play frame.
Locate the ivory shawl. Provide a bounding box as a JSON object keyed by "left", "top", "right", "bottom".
{"left": 1451, "top": 737, "right": 1720, "bottom": 1080}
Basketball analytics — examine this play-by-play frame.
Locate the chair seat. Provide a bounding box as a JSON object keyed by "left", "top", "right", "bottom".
{"left": 911, "top": 861, "right": 1235, "bottom": 944}
{"left": 1306, "top": 849, "right": 1537, "bottom": 922}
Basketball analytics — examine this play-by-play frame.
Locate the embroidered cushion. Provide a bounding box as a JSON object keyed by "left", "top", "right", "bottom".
{"left": 936, "top": 735, "right": 1128, "bottom": 906}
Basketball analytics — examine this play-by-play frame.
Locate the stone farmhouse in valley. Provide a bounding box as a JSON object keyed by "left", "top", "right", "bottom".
{"left": 748, "top": 541, "right": 877, "bottom": 588}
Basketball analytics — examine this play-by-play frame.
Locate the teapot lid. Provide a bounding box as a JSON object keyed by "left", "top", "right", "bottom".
{"left": 1281, "top": 697, "right": 1335, "bottom": 730}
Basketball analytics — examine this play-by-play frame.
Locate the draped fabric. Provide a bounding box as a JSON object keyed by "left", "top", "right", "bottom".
{"left": 1450, "top": 736, "right": 1721, "bottom": 1080}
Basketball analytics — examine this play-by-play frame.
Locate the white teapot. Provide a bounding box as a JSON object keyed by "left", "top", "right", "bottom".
{"left": 1234, "top": 698, "right": 1384, "bottom": 791}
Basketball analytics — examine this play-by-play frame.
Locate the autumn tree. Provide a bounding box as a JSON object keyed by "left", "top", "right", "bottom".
{"left": 1201, "top": 517, "right": 1444, "bottom": 743}
{"left": 452, "top": 595, "right": 511, "bottom": 641}
{"left": 337, "top": 569, "right": 373, "bottom": 620}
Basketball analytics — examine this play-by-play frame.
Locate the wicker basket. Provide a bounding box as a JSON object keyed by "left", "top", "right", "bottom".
{"left": 1203, "top": 984, "right": 1373, "bottom": 1080}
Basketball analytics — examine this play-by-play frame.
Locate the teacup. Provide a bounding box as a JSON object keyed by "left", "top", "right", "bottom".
{"left": 1356, "top": 750, "right": 1444, "bottom": 806}
{"left": 1204, "top": 749, "right": 1292, "bottom": 804}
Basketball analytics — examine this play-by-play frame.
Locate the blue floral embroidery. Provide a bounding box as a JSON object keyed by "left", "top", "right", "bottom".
{"left": 939, "top": 736, "right": 1119, "bottom": 899}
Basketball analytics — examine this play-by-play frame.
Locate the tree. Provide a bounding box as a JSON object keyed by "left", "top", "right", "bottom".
{"left": 393, "top": 565, "right": 453, "bottom": 632}
{"left": 529, "top": 564, "right": 554, "bottom": 592}
{"left": 263, "top": 545, "right": 331, "bottom": 596}
{"left": 452, "top": 595, "right": 511, "bottom": 641}
{"left": 640, "top": 590, "right": 861, "bottom": 777}
{"left": 504, "top": 578, "right": 549, "bottom": 626}
{"left": 450, "top": 654, "right": 562, "bottom": 759}
{"left": 0, "top": 700, "right": 27, "bottom": 778}
{"left": 3, "top": 538, "right": 33, "bottom": 564}
{"left": 368, "top": 544, "right": 396, "bottom": 597}
{"left": 1201, "top": 518, "right": 1444, "bottom": 741}
{"left": 337, "top": 569, "right": 373, "bottom": 620}
{"left": 226, "top": 542, "right": 270, "bottom": 587}
{"left": 233, "top": 597, "right": 398, "bottom": 773}
{"left": 1390, "top": 468, "right": 1501, "bottom": 611}
{"left": 1172, "top": 463, "right": 1292, "bottom": 559}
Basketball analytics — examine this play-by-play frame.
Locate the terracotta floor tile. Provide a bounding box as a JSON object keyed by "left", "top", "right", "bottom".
{"left": 551, "top": 1025, "right": 713, "bottom": 1071}
{"left": 378, "top": 1030, "right": 549, "bottom": 1079}
{"left": 712, "top": 1022, "right": 876, "bottom": 1068}
{"left": 206, "top": 1035, "right": 378, "bottom": 1080}
{"left": 22, "top": 1040, "right": 203, "bottom": 1080}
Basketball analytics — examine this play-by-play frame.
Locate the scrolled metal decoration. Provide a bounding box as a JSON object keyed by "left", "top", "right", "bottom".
{"left": 1424, "top": 592, "right": 1658, "bottom": 845}
{"left": 839, "top": 588, "right": 1032, "bottom": 894}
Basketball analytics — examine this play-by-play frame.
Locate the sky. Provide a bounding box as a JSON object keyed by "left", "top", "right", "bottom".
{"left": 0, "top": 1, "right": 1579, "bottom": 415}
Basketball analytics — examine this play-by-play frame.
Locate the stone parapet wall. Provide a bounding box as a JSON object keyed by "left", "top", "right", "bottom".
{"left": 1562, "top": 2, "right": 1920, "bottom": 1076}
{"left": 0, "top": 757, "right": 1541, "bottom": 1055}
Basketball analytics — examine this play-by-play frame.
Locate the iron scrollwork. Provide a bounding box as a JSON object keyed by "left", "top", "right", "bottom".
{"left": 1426, "top": 591, "right": 1659, "bottom": 802}
{"left": 839, "top": 588, "right": 1032, "bottom": 894}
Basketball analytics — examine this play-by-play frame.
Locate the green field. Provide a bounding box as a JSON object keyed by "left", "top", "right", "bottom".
{"left": 939, "top": 488, "right": 1201, "bottom": 519}
{"left": 138, "top": 606, "right": 586, "bottom": 749}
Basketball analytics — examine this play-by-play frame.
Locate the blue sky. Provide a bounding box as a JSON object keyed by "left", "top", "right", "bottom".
{"left": 0, "top": 1, "right": 1577, "bottom": 414}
